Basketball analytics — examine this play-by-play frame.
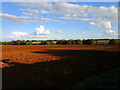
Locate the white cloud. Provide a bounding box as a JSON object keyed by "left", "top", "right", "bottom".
{"left": 3, "top": 3, "right": 118, "bottom": 23}
{"left": 20, "top": 8, "right": 40, "bottom": 13}
{"left": 19, "top": 2, "right": 89, "bottom": 17}
{"left": 11, "top": 25, "right": 50, "bottom": 37}
{"left": 0, "top": 13, "right": 29, "bottom": 23}
{"left": 89, "top": 20, "right": 112, "bottom": 29}
{"left": 79, "top": 18, "right": 94, "bottom": 21}
{"left": 0, "top": 12, "right": 59, "bottom": 23}
{"left": 1, "top": 2, "right": 118, "bottom": 31}
{"left": 106, "top": 30, "right": 118, "bottom": 35}
{"left": 40, "top": 17, "right": 60, "bottom": 22}
{"left": 20, "top": 8, "right": 50, "bottom": 14}
{"left": 59, "top": 16, "right": 94, "bottom": 21}
{"left": 16, "top": 2, "right": 118, "bottom": 30}
{"left": 57, "top": 30, "right": 63, "bottom": 33}
{"left": 20, "top": 2, "right": 53, "bottom": 9}
{"left": 34, "top": 25, "right": 50, "bottom": 35}
{"left": 12, "top": 31, "right": 28, "bottom": 38}
{"left": 4, "top": 25, "right": 51, "bottom": 40}
{"left": 53, "top": 3, "right": 88, "bottom": 17}
{"left": 88, "top": 6, "right": 118, "bottom": 20}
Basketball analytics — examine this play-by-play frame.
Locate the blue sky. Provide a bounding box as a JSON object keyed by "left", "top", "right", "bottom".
{"left": 1, "top": 2, "right": 119, "bottom": 41}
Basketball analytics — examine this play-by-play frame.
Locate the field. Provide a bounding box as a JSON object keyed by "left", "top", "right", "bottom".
{"left": 1, "top": 45, "right": 120, "bottom": 88}
{"left": 96, "top": 40, "right": 110, "bottom": 45}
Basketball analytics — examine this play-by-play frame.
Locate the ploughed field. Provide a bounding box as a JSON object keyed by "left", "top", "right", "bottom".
{"left": 2, "top": 45, "right": 120, "bottom": 88}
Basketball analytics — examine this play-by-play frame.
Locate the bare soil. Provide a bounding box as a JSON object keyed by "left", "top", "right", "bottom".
{"left": 1, "top": 45, "right": 120, "bottom": 88}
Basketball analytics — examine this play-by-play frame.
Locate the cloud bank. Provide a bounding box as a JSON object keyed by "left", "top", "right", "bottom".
{"left": 1, "top": 2, "right": 118, "bottom": 30}
{"left": 1, "top": 2, "right": 118, "bottom": 40}
{"left": 89, "top": 20, "right": 112, "bottom": 29}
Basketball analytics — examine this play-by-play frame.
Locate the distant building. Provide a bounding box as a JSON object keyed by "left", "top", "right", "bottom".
{"left": 52, "top": 41, "right": 57, "bottom": 44}
{"left": 32, "top": 42, "right": 42, "bottom": 44}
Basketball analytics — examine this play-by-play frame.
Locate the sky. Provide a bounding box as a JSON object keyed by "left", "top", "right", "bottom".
{"left": 0, "top": 2, "right": 119, "bottom": 41}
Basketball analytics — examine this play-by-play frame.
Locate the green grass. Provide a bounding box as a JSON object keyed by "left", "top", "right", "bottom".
{"left": 72, "top": 68, "right": 120, "bottom": 89}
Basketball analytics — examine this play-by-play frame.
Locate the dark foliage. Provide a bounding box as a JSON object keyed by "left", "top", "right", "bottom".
{"left": 1, "top": 39, "right": 120, "bottom": 45}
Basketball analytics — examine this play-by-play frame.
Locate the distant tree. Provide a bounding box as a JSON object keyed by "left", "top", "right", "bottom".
{"left": 109, "top": 39, "right": 120, "bottom": 45}
{"left": 83, "top": 40, "right": 87, "bottom": 45}
{"left": 83, "top": 39, "right": 96, "bottom": 45}
{"left": 56, "top": 40, "right": 66, "bottom": 45}
{"left": 19, "top": 40, "right": 23, "bottom": 45}
{"left": 16, "top": 40, "right": 21, "bottom": 45}
{"left": 64, "top": 40, "right": 72, "bottom": 45}
{"left": 90, "top": 39, "right": 97, "bottom": 45}
{"left": 10, "top": 40, "right": 17, "bottom": 45}
{"left": 56, "top": 40, "right": 61, "bottom": 44}
{"left": 25, "top": 41, "right": 32, "bottom": 45}
{"left": 2, "top": 41, "right": 8, "bottom": 45}
{"left": 76, "top": 40, "right": 83, "bottom": 45}
{"left": 61, "top": 40, "right": 66, "bottom": 45}
{"left": 52, "top": 40, "right": 57, "bottom": 45}
{"left": 26, "top": 40, "right": 30, "bottom": 42}
{"left": 71, "top": 40, "right": 76, "bottom": 44}
{"left": 41, "top": 41, "right": 48, "bottom": 45}
{"left": 46, "top": 40, "right": 52, "bottom": 45}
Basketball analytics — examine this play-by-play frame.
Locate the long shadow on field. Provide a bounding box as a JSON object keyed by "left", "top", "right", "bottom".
{"left": 2, "top": 50, "right": 120, "bottom": 89}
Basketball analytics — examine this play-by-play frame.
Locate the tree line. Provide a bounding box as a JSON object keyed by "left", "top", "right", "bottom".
{"left": 0, "top": 39, "right": 120, "bottom": 45}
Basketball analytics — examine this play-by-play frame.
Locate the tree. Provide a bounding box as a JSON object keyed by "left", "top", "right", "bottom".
{"left": 71, "top": 40, "right": 76, "bottom": 44}
{"left": 46, "top": 40, "right": 52, "bottom": 45}
{"left": 109, "top": 39, "right": 120, "bottom": 45}
{"left": 90, "top": 40, "right": 97, "bottom": 45}
{"left": 83, "top": 39, "right": 96, "bottom": 45}
{"left": 25, "top": 41, "right": 32, "bottom": 45}
{"left": 76, "top": 40, "right": 83, "bottom": 45}
{"left": 56, "top": 40, "right": 66, "bottom": 45}
{"left": 2, "top": 41, "right": 8, "bottom": 45}
{"left": 16, "top": 40, "right": 21, "bottom": 45}
{"left": 64, "top": 40, "right": 72, "bottom": 45}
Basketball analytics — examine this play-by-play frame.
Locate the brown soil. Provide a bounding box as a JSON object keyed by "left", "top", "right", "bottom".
{"left": 2, "top": 45, "right": 120, "bottom": 88}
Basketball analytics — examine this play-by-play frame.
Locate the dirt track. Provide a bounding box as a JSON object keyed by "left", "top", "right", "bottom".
{"left": 2, "top": 45, "right": 120, "bottom": 88}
